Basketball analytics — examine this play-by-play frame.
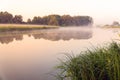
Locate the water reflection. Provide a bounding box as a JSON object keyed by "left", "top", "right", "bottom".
{"left": 0, "top": 34, "right": 23, "bottom": 44}
{"left": 0, "top": 27, "right": 119, "bottom": 80}
{"left": 0, "top": 28, "right": 92, "bottom": 44}
{"left": 32, "top": 30, "right": 92, "bottom": 41}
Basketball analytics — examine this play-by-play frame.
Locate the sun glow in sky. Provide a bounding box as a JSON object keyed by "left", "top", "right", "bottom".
{"left": 1, "top": 0, "right": 120, "bottom": 25}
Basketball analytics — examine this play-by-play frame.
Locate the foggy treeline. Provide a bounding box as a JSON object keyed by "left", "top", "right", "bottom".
{"left": 0, "top": 11, "right": 93, "bottom": 26}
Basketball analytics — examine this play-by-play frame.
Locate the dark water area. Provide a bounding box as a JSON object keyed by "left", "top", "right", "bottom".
{"left": 0, "top": 27, "right": 119, "bottom": 80}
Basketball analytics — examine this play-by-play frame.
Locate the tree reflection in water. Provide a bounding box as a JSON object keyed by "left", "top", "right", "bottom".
{"left": 0, "top": 28, "right": 92, "bottom": 44}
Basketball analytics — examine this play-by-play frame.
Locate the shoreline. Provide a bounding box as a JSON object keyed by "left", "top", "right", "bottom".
{"left": 102, "top": 26, "right": 120, "bottom": 28}
{"left": 0, "top": 24, "right": 59, "bottom": 31}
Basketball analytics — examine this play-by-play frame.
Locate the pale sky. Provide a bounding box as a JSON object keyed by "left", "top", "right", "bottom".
{"left": 1, "top": 0, "right": 120, "bottom": 25}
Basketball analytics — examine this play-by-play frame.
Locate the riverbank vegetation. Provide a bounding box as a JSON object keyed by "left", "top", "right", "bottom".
{"left": 103, "top": 21, "right": 120, "bottom": 28}
{"left": 103, "top": 25, "right": 120, "bottom": 28}
{"left": 0, "top": 24, "right": 58, "bottom": 31}
{"left": 56, "top": 42, "right": 120, "bottom": 80}
{"left": 0, "top": 11, "right": 93, "bottom": 26}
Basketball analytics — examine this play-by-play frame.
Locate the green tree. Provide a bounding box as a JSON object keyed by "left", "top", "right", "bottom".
{"left": 30, "top": 14, "right": 93, "bottom": 26}
{"left": 47, "top": 15, "right": 61, "bottom": 25}
{"left": 48, "top": 16, "right": 59, "bottom": 25}
{"left": 32, "top": 16, "right": 42, "bottom": 24}
{"left": 13, "top": 15, "right": 23, "bottom": 23}
{"left": 61, "top": 15, "right": 72, "bottom": 26}
{"left": 0, "top": 11, "right": 13, "bottom": 23}
{"left": 27, "top": 18, "right": 32, "bottom": 24}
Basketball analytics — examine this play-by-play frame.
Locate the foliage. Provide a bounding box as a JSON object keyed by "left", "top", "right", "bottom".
{"left": 12, "top": 15, "right": 23, "bottom": 23}
{"left": 0, "top": 11, "right": 23, "bottom": 23}
{"left": 29, "top": 14, "right": 93, "bottom": 26}
{"left": 27, "top": 18, "right": 32, "bottom": 24}
{"left": 0, "top": 11, "right": 93, "bottom": 26}
{"left": 0, "top": 11, "right": 13, "bottom": 23}
{"left": 56, "top": 42, "right": 120, "bottom": 80}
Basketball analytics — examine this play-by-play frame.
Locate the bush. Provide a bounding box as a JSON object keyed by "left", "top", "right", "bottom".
{"left": 56, "top": 42, "right": 120, "bottom": 80}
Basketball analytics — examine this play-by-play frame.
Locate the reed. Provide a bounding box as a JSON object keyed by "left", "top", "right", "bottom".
{"left": 56, "top": 42, "right": 120, "bottom": 80}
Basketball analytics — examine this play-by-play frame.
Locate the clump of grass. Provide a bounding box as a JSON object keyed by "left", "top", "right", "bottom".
{"left": 56, "top": 42, "right": 120, "bottom": 80}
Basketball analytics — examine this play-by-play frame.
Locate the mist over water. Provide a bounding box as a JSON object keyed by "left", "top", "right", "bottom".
{"left": 0, "top": 27, "right": 92, "bottom": 44}
{"left": 0, "top": 27, "right": 119, "bottom": 80}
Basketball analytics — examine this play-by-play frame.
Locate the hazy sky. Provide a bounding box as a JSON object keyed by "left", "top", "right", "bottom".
{"left": 1, "top": 0, "right": 120, "bottom": 25}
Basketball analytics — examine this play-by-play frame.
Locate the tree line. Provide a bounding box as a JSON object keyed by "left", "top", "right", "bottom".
{"left": 0, "top": 11, "right": 93, "bottom": 26}
{"left": 28, "top": 15, "right": 93, "bottom": 26}
{"left": 0, "top": 11, "right": 23, "bottom": 23}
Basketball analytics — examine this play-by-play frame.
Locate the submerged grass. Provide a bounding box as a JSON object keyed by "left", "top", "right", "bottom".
{"left": 56, "top": 42, "right": 120, "bottom": 80}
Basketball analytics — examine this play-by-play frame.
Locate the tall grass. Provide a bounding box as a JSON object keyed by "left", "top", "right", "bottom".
{"left": 56, "top": 42, "right": 120, "bottom": 80}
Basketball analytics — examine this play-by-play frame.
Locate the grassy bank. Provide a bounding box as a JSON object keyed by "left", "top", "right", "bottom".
{"left": 102, "top": 26, "right": 120, "bottom": 28}
{"left": 0, "top": 24, "right": 59, "bottom": 31}
{"left": 56, "top": 42, "right": 120, "bottom": 80}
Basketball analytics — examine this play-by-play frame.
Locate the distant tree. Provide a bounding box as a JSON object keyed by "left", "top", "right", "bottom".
{"left": 32, "top": 16, "right": 42, "bottom": 24}
{"left": 112, "top": 21, "right": 119, "bottom": 26}
{"left": 61, "top": 15, "right": 72, "bottom": 26}
{"left": 48, "top": 16, "right": 59, "bottom": 25}
{"left": 0, "top": 11, "right": 93, "bottom": 26}
{"left": 0, "top": 11, "right": 13, "bottom": 23}
{"left": 53, "top": 15, "right": 61, "bottom": 25}
{"left": 30, "top": 14, "right": 93, "bottom": 26}
{"left": 47, "top": 15, "right": 61, "bottom": 26}
{"left": 27, "top": 18, "right": 32, "bottom": 24}
{"left": 13, "top": 15, "right": 23, "bottom": 23}
{"left": 32, "top": 16, "right": 38, "bottom": 24}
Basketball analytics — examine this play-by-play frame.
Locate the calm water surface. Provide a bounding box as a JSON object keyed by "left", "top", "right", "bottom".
{"left": 0, "top": 27, "right": 119, "bottom": 80}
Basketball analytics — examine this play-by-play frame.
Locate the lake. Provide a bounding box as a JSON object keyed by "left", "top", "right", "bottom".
{"left": 0, "top": 27, "right": 119, "bottom": 80}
